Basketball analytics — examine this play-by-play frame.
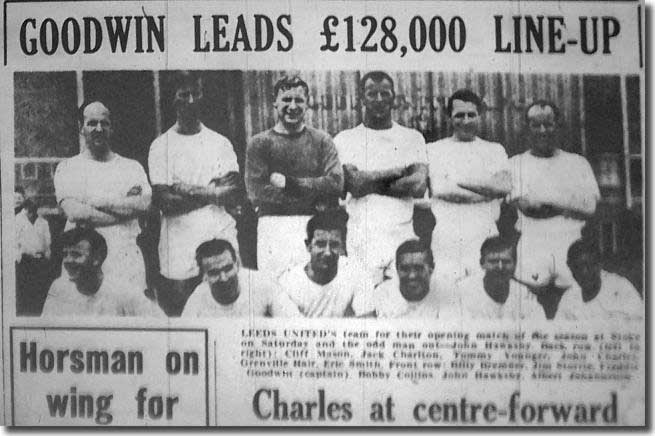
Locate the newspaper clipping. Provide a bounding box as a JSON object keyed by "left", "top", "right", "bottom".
{"left": 0, "top": 0, "right": 646, "bottom": 427}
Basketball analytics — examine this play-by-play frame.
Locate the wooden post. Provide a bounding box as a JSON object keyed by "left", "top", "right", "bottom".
{"left": 620, "top": 74, "right": 631, "bottom": 209}
{"left": 76, "top": 71, "right": 84, "bottom": 153}
{"left": 153, "top": 71, "right": 162, "bottom": 137}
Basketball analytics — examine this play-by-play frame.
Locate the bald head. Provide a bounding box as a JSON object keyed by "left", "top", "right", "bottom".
{"left": 526, "top": 101, "right": 559, "bottom": 157}
{"left": 84, "top": 101, "right": 110, "bottom": 117}
{"left": 79, "top": 101, "right": 113, "bottom": 159}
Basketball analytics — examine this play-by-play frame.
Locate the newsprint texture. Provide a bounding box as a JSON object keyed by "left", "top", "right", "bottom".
{"left": 0, "top": 0, "right": 646, "bottom": 427}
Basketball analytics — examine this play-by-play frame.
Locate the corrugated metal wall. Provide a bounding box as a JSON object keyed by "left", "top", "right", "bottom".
{"left": 243, "top": 70, "right": 584, "bottom": 157}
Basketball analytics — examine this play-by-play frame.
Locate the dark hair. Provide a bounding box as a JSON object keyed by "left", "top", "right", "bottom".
{"left": 78, "top": 100, "right": 111, "bottom": 126}
{"left": 395, "top": 239, "right": 434, "bottom": 269}
{"left": 359, "top": 71, "right": 395, "bottom": 98}
{"left": 172, "top": 70, "right": 202, "bottom": 92}
{"left": 479, "top": 236, "right": 516, "bottom": 262}
{"left": 15, "top": 186, "right": 25, "bottom": 196}
{"left": 273, "top": 76, "right": 309, "bottom": 100}
{"left": 525, "top": 99, "right": 560, "bottom": 123}
{"left": 195, "top": 239, "right": 237, "bottom": 268}
{"left": 60, "top": 227, "right": 108, "bottom": 264}
{"left": 447, "top": 89, "right": 482, "bottom": 117}
{"left": 567, "top": 238, "right": 600, "bottom": 265}
{"left": 306, "top": 210, "right": 348, "bottom": 243}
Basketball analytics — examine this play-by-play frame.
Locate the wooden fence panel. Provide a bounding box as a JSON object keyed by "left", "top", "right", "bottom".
{"left": 242, "top": 71, "right": 584, "bottom": 158}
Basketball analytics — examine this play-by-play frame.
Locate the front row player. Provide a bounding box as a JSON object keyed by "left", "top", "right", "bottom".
{"left": 276, "top": 210, "right": 375, "bottom": 317}
{"left": 182, "top": 239, "right": 295, "bottom": 317}
{"left": 374, "top": 239, "right": 449, "bottom": 319}
{"left": 558, "top": 239, "right": 643, "bottom": 321}
{"left": 42, "top": 228, "right": 161, "bottom": 317}
{"left": 454, "top": 236, "right": 542, "bottom": 320}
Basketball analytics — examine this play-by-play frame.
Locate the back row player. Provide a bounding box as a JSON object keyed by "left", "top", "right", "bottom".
{"left": 246, "top": 71, "right": 600, "bottom": 296}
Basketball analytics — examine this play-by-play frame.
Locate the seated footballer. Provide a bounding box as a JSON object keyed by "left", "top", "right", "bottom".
{"left": 42, "top": 227, "right": 161, "bottom": 317}
{"left": 182, "top": 239, "right": 295, "bottom": 317}
{"left": 275, "top": 210, "right": 375, "bottom": 318}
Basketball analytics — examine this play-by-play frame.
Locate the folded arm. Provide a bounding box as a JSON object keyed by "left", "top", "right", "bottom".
{"left": 386, "top": 163, "right": 429, "bottom": 198}
{"left": 285, "top": 169, "right": 343, "bottom": 199}
{"left": 343, "top": 164, "right": 405, "bottom": 198}
{"left": 174, "top": 171, "right": 241, "bottom": 206}
{"left": 59, "top": 198, "right": 122, "bottom": 227}
{"left": 284, "top": 140, "right": 344, "bottom": 200}
{"left": 544, "top": 190, "right": 598, "bottom": 219}
{"left": 152, "top": 185, "right": 204, "bottom": 217}
{"left": 89, "top": 186, "right": 151, "bottom": 220}
{"left": 246, "top": 138, "right": 343, "bottom": 211}
{"left": 457, "top": 170, "right": 512, "bottom": 199}
{"left": 246, "top": 142, "right": 295, "bottom": 208}
{"left": 430, "top": 168, "right": 487, "bottom": 204}
{"left": 512, "top": 190, "right": 597, "bottom": 220}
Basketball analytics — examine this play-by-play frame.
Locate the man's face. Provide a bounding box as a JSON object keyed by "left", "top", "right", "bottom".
{"left": 174, "top": 81, "right": 203, "bottom": 122}
{"left": 306, "top": 229, "right": 343, "bottom": 275}
{"left": 274, "top": 86, "right": 308, "bottom": 130}
{"left": 451, "top": 99, "right": 480, "bottom": 141}
{"left": 527, "top": 105, "right": 558, "bottom": 156}
{"left": 363, "top": 78, "right": 394, "bottom": 124}
{"left": 397, "top": 252, "right": 433, "bottom": 302}
{"left": 481, "top": 247, "right": 516, "bottom": 282}
{"left": 14, "top": 192, "right": 24, "bottom": 211}
{"left": 201, "top": 251, "right": 239, "bottom": 300}
{"left": 63, "top": 240, "right": 98, "bottom": 283}
{"left": 81, "top": 102, "right": 112, "bottom": 156}
{"left": 568, "top": 252, "right": 601, "bottom": 291}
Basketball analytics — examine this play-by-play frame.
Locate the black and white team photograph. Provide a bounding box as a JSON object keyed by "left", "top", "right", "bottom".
{"left": 12, "top": 69, "right": 644, "bottom": 322}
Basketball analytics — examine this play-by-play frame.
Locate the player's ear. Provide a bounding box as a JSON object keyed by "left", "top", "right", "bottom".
{"left": 304, "top": 239, "right": 311, "bottom": 251}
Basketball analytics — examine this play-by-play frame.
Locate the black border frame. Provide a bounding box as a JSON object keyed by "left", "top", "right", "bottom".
{"left": 1, "top": 0, "right": 648, "bottom": 429}
{"left": 9, "top": 326, "right": 209, "bottom": 427}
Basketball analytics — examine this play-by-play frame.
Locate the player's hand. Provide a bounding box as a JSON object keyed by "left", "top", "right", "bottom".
{"left": 126, "top": 185, "right": 142, "bottom": 196}
{"left": 171, "top": 183, "right": 184, "bottom": 194}
{"left": 270, "top": 172, "right": 286, "bottom": 188}
{"left": 343, "top": 164, "right": 359, "bottom": 175}
{"left": 513, "top": 197, "right": 541, "bottom": 210}
{"left": 171, "top": 183, "right": 195, "bottom": 195}
{"left": 211, "top": 172, "right": 240, "bottom": 187}
{"left": 514, "top": 198, "right": 560, "bottom": 218}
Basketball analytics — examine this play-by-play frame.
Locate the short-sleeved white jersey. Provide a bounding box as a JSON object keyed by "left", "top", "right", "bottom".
{"left": 277, "top": 257, "right": 375, "bottom": 318}
{"left": 148, "top": 123, "right": 239, "bottom": 279}
{"left": 509, "top": 149, "right": 600, "bottom": 237}
{"left": 335, "top": 122, "right": 427, "bottom": 230}
{"left": 558, "top": 270, "right": 643, "bottom": 321}
{"left": 42, "top": 276, "right": 161, "bottom": 317}
{"left": 182, "top": 269, "right": 275, "bottom": 318}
